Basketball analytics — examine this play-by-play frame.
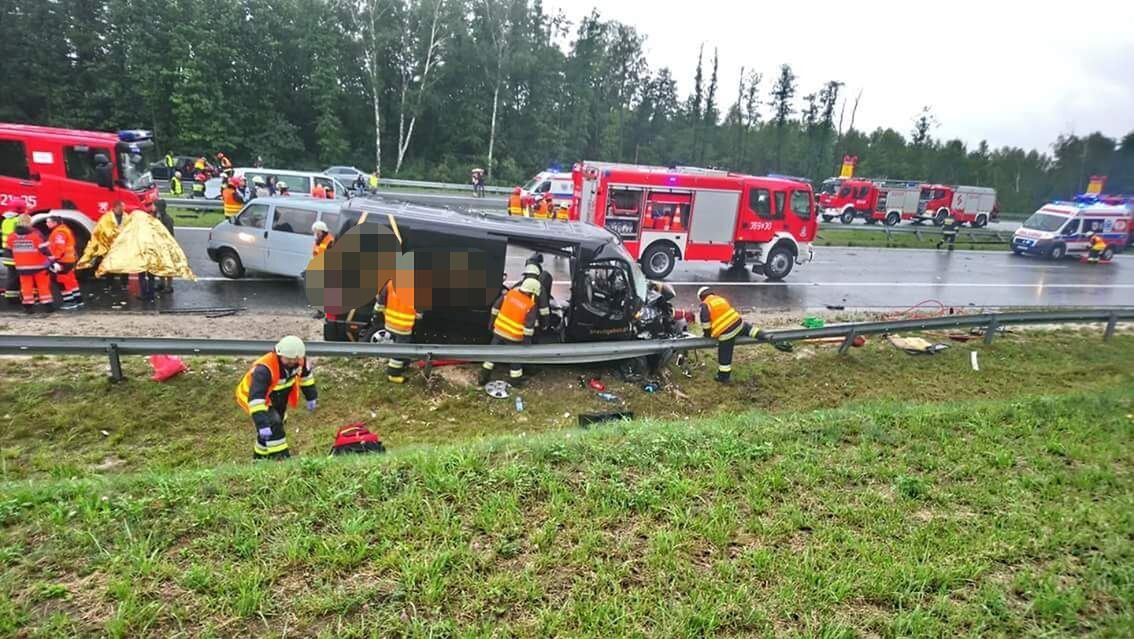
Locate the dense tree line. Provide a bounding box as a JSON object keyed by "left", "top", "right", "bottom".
{"left": 2, "top": 0, "right": 1132, "bottom": 211}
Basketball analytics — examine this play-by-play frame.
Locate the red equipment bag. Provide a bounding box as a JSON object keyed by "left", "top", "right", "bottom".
{"left": 148, "top": 355, "right": 187, "bottom": 382}
{"left": 330, "top": 422, "right": 386, "bottom": 456}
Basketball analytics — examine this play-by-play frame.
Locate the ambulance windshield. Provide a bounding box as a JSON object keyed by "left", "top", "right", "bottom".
{"left": 1022, "top": 212, "right": 1069, "bottom": 233}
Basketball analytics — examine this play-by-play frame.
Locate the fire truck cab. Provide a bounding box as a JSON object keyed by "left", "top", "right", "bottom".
{"left": 912, "top": 184, "right": 997, "bottom": 227}
{"left": 572, "top": 162, "right": 817, "bottom": 280}
{"left": 0, "top": 123, "right": 159, "bottom": 248}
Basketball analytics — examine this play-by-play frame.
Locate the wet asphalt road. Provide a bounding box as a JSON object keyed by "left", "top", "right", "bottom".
{"left": 4, "top": 226, "right": 1123, "bottom": 317}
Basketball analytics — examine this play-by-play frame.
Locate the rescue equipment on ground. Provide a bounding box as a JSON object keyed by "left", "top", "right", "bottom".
{"left": 148, "top": 355, "right": 188, "bottom": 382}
{"left": 329, "top": 422, "right": 386, "bottom": 455}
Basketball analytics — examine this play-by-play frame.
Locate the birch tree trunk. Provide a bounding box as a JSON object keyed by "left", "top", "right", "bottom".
{"left": 394, "top": 0, "right": 446, "bottom": 174}
{"left": 487, "top": 79, "right": 500, "bottom": 179}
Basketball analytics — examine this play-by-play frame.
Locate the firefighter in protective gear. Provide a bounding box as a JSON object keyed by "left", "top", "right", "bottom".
{"left": 194, "top": 156, "right": 207, "bottom": 173}
{"left": 191, "top": 172, "right": 207, "bottom": 198}
{"left": 4, "top": 214, "right": 55, "bottom": 313}
{"left": 277, "top": 180, "right": 290, "bottom": 196}
{"left": 698, "top": 286, "right": 761, "bottom": 383}
{"left": 46, "top": 216, "right": 82, "bottom": 310}
{"left": 374, "top": 278, "right": 422, "bottom": 383}
{"left": 1087, "top": 233, "right": 1107, "bottom": 263}
{"left": 479, "top": 277, "right": 541, "bottom": 386}
{"left": 234, "top": 336, "right": 317, "bottom": 460}
{"left": 311, "top": 183, "right": 328, "bottom": 199}
{"left": 1, "top": 197, "right": 26, "bottom": 303}
{"left": 520, "top": 253, "right": 551, "bottom": 332}
{"left": 216, "top": 152, "right": 233, "bottom": 177}
{"left": 170, "top": 170, "right": 183, "bottom": 196}
{"left": 507, "top": 187, "right": 524, "bottom": 216}
{"left": 311, "top": 220, "right": 334, "bottom": 257}
{"left": 556, "top": 202, "right": 570, "bottom": 221}
{"left": 222, "top": 177, "right": 245, "bottom": 219}
{"left": 533, "top": 193, "right": 553, "bottom": 219}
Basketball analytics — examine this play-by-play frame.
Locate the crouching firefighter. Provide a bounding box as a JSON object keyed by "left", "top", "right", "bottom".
{"left": 479, "top": 277, "right": 541, "bottom": 386}
{"left": 234, "top": 336, "right": 317, "bottom": 460}
{"left": 698, "top": 286, "right": 761, "bottom": 383}
{"left": 375, "top": 278, "right": 421, "bottom": 384}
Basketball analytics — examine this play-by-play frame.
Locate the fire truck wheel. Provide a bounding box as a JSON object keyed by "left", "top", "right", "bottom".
{"left": 932, "top": 210, "right": 948, "bottom": 226}
{"left": 839, "top": 209, "right": 855, "bottom": 225}
{"left": 972, "top": 214, "right": 988, "bottom": 228}
{"left": 218, "top": 249, "right": 246, "bottom": 278}
{"left": 641, "top": 244, "right": 676, "bottom": 279}
{"left": 762, "top": 245, "right": 795, "bottom": 281}
{"left": 1048, "top": 243, "right": 1066, "bottom": 260}
{"left": 884, "top": 212, "right": 901, "bottom": 226}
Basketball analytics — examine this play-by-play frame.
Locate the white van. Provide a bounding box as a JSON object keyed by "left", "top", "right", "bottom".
{"left": 1012, "top": 201, "right": 1133, "bottom": 260}
{"left": 204, "top": 168, "right": 349, "bottom": 200}
{"left": 521, "top": 170, "right": 573, "bottom": 208}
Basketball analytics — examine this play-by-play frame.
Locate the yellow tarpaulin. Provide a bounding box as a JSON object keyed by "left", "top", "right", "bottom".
{"left": 76, "top": 211, "right": 132, "bottom": 270}
{"left": 95, "top": 211, "right": 196, "bottom": 280}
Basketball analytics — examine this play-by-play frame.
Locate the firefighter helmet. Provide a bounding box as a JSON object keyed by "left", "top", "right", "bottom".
{"left": 697, "top": 286, "right": 711, "bottom": 299}
{"left": 275, "top": 335, "right": 306, "bottom": 358}
{"left": 311, "top": 220, "right": 329, "bottom": 233}
{"left": 5, "top": 197, "right": 27, "bottom": 213}
{"left": 522, "top": 263, "right": 541, "bottom": 278}
{"left": 519, "top": 277, "right": 541, "bottom": 296}
{"left": 513, "top": 187, "right": 522, "bottom": 194}
{"left": 277, "top": 181, "right": 288, "bottom": 190}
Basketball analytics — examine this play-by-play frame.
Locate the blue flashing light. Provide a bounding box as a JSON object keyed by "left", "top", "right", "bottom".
{"left": 117, "top": 129, "right": 152, "bottom": 142}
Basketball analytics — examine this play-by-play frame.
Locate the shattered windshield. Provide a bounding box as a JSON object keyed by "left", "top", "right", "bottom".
{"left": 611, "top": 240, "right": 648, "bottom": 300}
{"left": 117, "top": 141, "right": 156, "bottom": 190}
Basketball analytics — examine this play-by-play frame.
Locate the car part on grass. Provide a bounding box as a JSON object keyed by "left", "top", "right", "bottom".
{"left": 484, "top": 381, "right": 509, "bottom": 399}
{"left": 578, "top": 411, "right": 634, "bottom": 428}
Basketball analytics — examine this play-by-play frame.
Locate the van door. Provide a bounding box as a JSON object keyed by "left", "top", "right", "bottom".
{"left": 231, "top": 202, "right": 271, "bottom": 272}
{"left": 267, "top": 204, "right": 319, "bottom": 276}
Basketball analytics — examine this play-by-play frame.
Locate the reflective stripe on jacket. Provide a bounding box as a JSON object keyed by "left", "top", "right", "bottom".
{"left": 377, "top": 280, "right": 417, "bottom": 336}
{"left": 492, "top": 288, "right": 536, "bottom": 342}
{"left": 702, "top": 294, "right": 742, "bottom": 340}
{"left": 235, "top": 352, "right": 311, "bottom": 415}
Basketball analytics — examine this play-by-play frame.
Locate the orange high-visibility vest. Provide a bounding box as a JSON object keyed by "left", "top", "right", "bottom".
{"left": 6, "top": 229, "right": 49, "bottom": 272}
{"left": 234, "top": 352, "right": 303, "bottom": 415}
{"left": 493, "top": 288, "right": 535, "bottom": 342}
{"left": 312, "top": 233, "right": 334, "bottom": 257}
{"left": 382, "top": 281, "right": 416, "bottom": 336}
{"left": 534, "top": 200, "right": 551, "bottom": 219}
{"left": 222, "top": 186, "right": 241, "bottom": 217}
{"left": 507, "top": 194, "right": 523, "bottom": 215}
{"left": 48, "top": 225, "right": 77, "bottom": 263}
{"left": 704, "top": 294, "right": 741, "bottom": 339}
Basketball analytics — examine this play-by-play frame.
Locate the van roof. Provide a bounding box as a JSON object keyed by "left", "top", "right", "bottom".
{"left": 248, "top": 197, "right": 343, "bottom": 211}
{"left": 237, "top": 167, "right": 336, "bottom": 177}
{"left": 0, "top": 123, "right": 120, "bottom": 146}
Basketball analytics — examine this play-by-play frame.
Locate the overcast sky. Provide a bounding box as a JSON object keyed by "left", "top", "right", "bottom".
{"left": 543, "top": 0, "right": 1134, "bottom": 154}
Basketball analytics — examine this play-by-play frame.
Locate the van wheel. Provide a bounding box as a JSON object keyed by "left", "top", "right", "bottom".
{"left": 839, "top": 209, "right": 855, "bottom": 224}
{"left": 1049, "top": 243, "right": 1066, "bottom": 260}
{"left": 885, "top": 212, "right": 901, "bottom": 226}
{"left": 218, "top": 250, "right": 245, "bottom": 278}
{"left": 763, "top": 244, "right": 795, "bottom": 281}
{"left": 972, "top": 214, "right": 988, "bottom": 228}
{"left": 641, "top": 244, "right": 676, "bottom": 279}
{"left": 1102, "top": 246, "right": 1115, "bottom": 261}
{"left": 933, "top": 210, "right": 948, "bottom": 226}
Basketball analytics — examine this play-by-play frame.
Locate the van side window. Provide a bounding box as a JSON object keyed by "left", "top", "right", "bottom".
{"left": 1061, "top": 219, "right": 1080, "bottom": 236}
{"left": 748, "top": 188, "right": 772, "bottom": 219}
{"left": 0, "top": 141, "right": 30, "bottom": 179}
{"left": 536, "top": 181, "right": 551, "bottom": 193}
{"left": 237, "top": 203, "right": 269, "bottom": 229}
{"left": 64, "top": 146, "right": 109, "bottom": 184}
{"left": 790, "top": 190, "right": 812, "bottom": 220}
{"left": 320, "top": 211, "right": 341, "bottom": 235}
{"left": 773, "top": 192, "right": 786, "bottom": 220}
{"left": 273, "top": 206, "right": 317, "bottom": 235}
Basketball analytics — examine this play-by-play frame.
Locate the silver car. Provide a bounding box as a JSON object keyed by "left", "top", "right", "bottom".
{"left": 206, "top": 197, "right": 356, "bottom": 278}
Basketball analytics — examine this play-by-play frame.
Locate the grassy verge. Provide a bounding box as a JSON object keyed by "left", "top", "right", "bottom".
{"left": 167, "top": 207, "right": 224, "bottom": 228}
{"left": 2, "top": 330, "right": 1131, "bottom": 482}
{"left": 2, "top": 385, "right": 1132, "bottom": 637}
{"left": 816, "top": 227, "right": 1011, "bottom": 251}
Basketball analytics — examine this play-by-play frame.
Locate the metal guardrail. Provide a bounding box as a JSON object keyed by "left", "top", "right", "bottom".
{"left": 0, "top": 310, "right": 1128, "bottom": 382}
{"left": 379, "top": 178, "right": 511, "bottom": 194}
{"left": 165, "top": 197, "right": 222, "bottom": 211}
{"left": 819, "top": 224, "right": 1012, "bottom": 243}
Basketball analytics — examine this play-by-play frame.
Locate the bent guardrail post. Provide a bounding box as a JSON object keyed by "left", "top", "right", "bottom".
{"left": 838, "top": 328, "right": 857, "bottom": 355}
{"left": 107, "top": 343, "right": 125, "bottom": 383}
{"left": 984, "top": 316, "right": 999, "bottom": 345}
{"left": 1105, "top": 312, "right": 1118, "bottom": 341}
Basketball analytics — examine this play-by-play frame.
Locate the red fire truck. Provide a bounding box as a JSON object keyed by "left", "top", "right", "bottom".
{"left": 820, "top": 178, "right": 923, "bottom": 226}
{"left": 571, "top": 162, "right": 817, "bottom": 280}
{"left": 910, "top": 184, "right": 998, "bottom": 227}
{"left": 0, "top": 123, "right": 159, "bottom": 247}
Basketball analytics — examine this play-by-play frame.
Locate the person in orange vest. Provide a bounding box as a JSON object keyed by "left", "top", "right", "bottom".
{"left": 479, "top": 277, "right": 541, "bottom": 386}
{"left": 556, "top": 202, "right": 570, "bottom": 221}
{"left": 697, "top": 286, "right": 762, "bottom": 383}
{"left": 374, "top": 278, "right": 422, "bottom": 383}
{"left": 507, "top": 187, "right": 524, "bottom": 216}
{"left": 46, "top": 216, "right": 83, "bottom": 310}
{"left": 311, "top": 221, "right": 334, "bottom": 257}
{"left": 533, "top": 193, "right": 553, "bottom": 219}
{"left": 222, "top": 176, "right": 245, "bottom": 220}
{"left": 312, "top": 183, "right": 328, "bottom": 199}
{"left": 3, "top": 214, "right": 55, "bottom": 313}
{"left": 234, "top": 336, "right": 317, "bottom": 460}
{"left": 216, "top": 152, "right": 233, "bottom": 177}
{"left": 1087, "top": 232, "right": 1108, "bottom": 263}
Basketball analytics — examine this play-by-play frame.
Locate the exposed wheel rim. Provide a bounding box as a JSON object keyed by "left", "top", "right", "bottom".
{"left": 221, "top": 256, "right": 239, "bottom": 276}
{"left": 768, "top": 252, "right": 791, "bottom": 276}
{"left": 1051, "top": 246, "right": 1065, "bottom": 259}
{"left": 1102, "top": 248, "right": 1115, "bottom": 260}
{"left": 840, "top": 210, "right": 854, "bottom": 224}
{"left": 886, "top": 213, "right": 899, "bottom": 226}
{"left": 648, "top": 250, "right": 672, "bottom": 275}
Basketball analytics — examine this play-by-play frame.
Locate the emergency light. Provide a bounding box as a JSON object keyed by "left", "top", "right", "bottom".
{"left": 117, "top": 130, "right": 152, "bottom": 142}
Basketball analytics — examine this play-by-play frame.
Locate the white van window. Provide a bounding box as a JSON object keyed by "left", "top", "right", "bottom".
{"left": 320, "top": 211, "right": 341, "bottom": 234}
{"left": 1061, "top": 219, "right": 1080, "bottom": 235}
{"left": 273, "top": 206, "right": 317, "bottom": 235}
{"left": 238, "top": 203, "right": 269, "bottom": 229}
{"left": 282, "top": 175, "right": 311, "bottom": 194}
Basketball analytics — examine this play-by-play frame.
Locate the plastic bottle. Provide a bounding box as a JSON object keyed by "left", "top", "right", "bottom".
{"left": 515, "top": 396, "right": 524, "bottom": 412}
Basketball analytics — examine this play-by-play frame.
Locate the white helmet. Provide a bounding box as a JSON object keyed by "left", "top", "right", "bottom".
{"left": 311, "top": 220, "right": 329, "bottom": 233}
{"left": 277, "top": 181, "right": 288, "bottom": 190}
{"left": 275, "top": 335, "right": 306, "bottom": 358}
{"left": 522, "top": 263, "right": 541, "bottom": 277}
{"left": 253, "top": 176, "right": 265, "bottom": 185}
{"left": 519, "top": 277, "right": 541, "bottom": 296}
{"left": 174, "top": 170, "right": 181, "bottom": 178}
{"left": 697, "top": 286, "right": 711, "bottom": 299}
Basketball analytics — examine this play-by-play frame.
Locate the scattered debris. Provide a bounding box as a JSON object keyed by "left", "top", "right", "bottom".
{"left": 596, "top": 392, "right": 619, "bottom": 402}
{"left": 886, "top": 334, "right": 948, "bottom": 355}
{"left": 802, "top": 316, "right": 826, "bottom": 328}
{"left": 587, "top": 378, "right": 606, "bottom": 391}
{"left": 484, "top": 381, "right": 509, "bottom": 399}
{"left": 578, "top": 411, "right": 633, "bottom": 428}
{"left": 970, "top": 351, "right": 980, "bottom": 371}
{"left": 148, "top": 355, "right": 187, "bottom": 382}
{"left": 642, "top": 381, "right": 659, "bottom": 393}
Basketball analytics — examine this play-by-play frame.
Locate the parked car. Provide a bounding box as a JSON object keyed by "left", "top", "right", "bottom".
{"left": 324, "top": 165, "right": 368, "bottom": 184}
{"left": 149, "top": 155, "right": 195, "bottom": 180}
{"left": 206, "top": 197, "right": 354, "bottom": 278}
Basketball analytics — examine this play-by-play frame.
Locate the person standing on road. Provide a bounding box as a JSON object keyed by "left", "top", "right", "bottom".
{"left": 1, "top": 197, "right": 27, "bottom": 304}
{"left": 277, "top": 181, "right": 290, "bottom": 196}
{"left": 235, "top": 336, "right": 317, "bottom": 461}
{"left": 507, "top": 187, "right": 524, "bottom": 216}
{"left": 191, "top": 172, "right": 206, "bottom": 198}
{"left": 164, "top": 151, "right": 175, "bottom": 175}
{"left": 216, "top": 152, "right": 234, "bottom": 177}
{"left": 154, "top": 200, "right": 176, "bottom": 293}
{"left": 368, "top": 170, "right": 380, "bottom": 193}
{"left": 4, "top": 214, "right": 55, "bottom": 314}
{"left": 311, "top": 221, "right": 335, "bottom": 257}
{"left": 45, "top": 216, "right": 82, "bottom": 310}
{"left": 479, "top": 277, "right": 541, "bottom": 386}
{"left": 222, "top": 176, "right": 245, "bottom": 221}
{"left": 374, "top": 278, "right": 421, "bottom": 384}
{"left": 937, "top": 219, "right": 960, "bottom": 250}
{"left": 697, "top": 286, "right": 762, "bottom": 383}
{"left": 169, "top": 170, "right": 184, "bottom": 196}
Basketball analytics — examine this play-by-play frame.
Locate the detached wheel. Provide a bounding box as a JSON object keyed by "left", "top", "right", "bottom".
{"left": 885, "top": 211, "right": 901, "bottom": 226}
{"left": 762, "top": 244, "right": 795, "bottom": 281}
{"left": 361, "top": 325, "right": 393, "bottom": 343}
{"left": 218, "top": 250, "right": 245, "bottom": 279}
{"left": 839, "top": 209, "right": 855, "bottom": 225}
{"left": 932, "top": 210, "right": 948, "bottom": 226}
{"left": 1049, "top": 243, "right": 1066, "bottom": 260}
{"left": 641, "top": 244, "right": 676, "bottom": 279}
